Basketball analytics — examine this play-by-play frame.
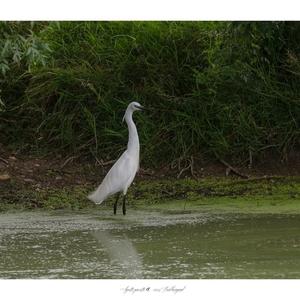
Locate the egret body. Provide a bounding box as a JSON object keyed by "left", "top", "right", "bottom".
{"left": 88, "top": 102, "right": 143, "bottom": 215}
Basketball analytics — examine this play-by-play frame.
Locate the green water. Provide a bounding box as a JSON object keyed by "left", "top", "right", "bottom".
{"left": 0, "top": 210, "right": 299, "bottom": 279}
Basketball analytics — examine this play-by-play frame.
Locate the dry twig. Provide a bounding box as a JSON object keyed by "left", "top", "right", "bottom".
{"left": 219, "top": 158, "right": 250, "bottom": 179}
{"left": 0, "top": 157, "right": 8, "bottom": 164}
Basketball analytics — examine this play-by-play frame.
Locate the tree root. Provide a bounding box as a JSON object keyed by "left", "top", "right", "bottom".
{"left": 0, "top": 157, "right": 8, "bottom": 164}
{"left": 176, "top": 156, "right": 196, "bottom": 179}
{"left": 219, "top": 158, "right": 250, "bottom": 179}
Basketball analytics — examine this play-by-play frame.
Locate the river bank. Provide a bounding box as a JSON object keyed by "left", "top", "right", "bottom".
{"left": 0, "top": 152, "right": 299, "bottom": 213}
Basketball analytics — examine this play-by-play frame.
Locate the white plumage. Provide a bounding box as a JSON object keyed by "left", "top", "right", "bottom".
{"left": 88, "top": 102, "right": 143, "bottom": 214}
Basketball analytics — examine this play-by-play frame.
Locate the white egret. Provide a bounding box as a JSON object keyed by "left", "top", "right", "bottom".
{"left": 88, "top": 102, "right": 144, "bottom": 215}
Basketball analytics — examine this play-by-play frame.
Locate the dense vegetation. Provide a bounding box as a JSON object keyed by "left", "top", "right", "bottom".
{"left": 0, "top": 21, "right": 299, "bottom": 168}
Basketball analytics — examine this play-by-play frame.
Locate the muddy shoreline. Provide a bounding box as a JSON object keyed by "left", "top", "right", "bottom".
{"left": 0, "top": 151, "right": 299, "bottom": 212}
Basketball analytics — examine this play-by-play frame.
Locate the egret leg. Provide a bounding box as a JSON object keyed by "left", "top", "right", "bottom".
{"left": 114, "top": 193, "right": 120, "bottom": 215}
{"left": 122, "top": 195, "right": 127, "bottom": 215}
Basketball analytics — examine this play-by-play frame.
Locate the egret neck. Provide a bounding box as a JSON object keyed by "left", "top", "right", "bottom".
{"left": 124, "top": 109, "right": 140, "bottom": 156}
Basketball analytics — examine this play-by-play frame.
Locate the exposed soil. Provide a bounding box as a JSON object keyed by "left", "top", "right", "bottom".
{"left": 0, "top": 144, "right": 299, "bottom": 212}
{"left": 0, "top": 146, "right": 299, "bottom": 191}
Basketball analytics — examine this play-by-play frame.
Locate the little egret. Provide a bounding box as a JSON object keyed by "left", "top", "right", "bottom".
{"left": 88, "top": 102, "right": 144, "bottom": 215}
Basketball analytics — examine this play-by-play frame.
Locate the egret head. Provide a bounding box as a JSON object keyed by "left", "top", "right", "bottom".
{"left": 123, "top": 102, "right": 144, "bottom": 122}
{"left": 129, "top": 101, "right": 144, "bottom": 112}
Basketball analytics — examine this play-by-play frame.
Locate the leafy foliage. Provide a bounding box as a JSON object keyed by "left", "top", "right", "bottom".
{"left": 0, "top": 21, "right": 299, "bottom": 167}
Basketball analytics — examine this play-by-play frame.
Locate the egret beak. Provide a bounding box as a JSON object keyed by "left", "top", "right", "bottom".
{"left": 139, "top": 106, "right": 151, "bottom": 111}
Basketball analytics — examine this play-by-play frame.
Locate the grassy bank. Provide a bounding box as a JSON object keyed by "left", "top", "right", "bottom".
{"left": 0, "top": 21, "right": 299, "bottom": 169}
{"left": 1, "top": 176, "right": 299, "bottom": 214}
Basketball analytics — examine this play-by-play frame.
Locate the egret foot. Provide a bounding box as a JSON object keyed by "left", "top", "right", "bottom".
{"left": 122, "top": 196, "right": 126, "bottom": 215}
{"left": 113, "top": 193, "right": 120, "bottom": 215}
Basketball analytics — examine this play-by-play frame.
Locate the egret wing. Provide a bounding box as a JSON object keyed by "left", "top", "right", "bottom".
{"left": 88, "top": 151, "right": 138, "bottom": 204}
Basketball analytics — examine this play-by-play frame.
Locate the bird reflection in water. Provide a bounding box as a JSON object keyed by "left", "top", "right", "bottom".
{"left": 92, "top": 230, "right": 143, "bottom": 278}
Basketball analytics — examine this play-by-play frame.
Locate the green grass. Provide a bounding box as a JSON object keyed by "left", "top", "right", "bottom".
{"left": 1, "top": 176, "right": 299, "bottom": 214}
{"left": 0, "top": 21, "right": 299, "bottom": 167}
{"left": 128, "top": 177, "right": 300, "bottom": 214}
